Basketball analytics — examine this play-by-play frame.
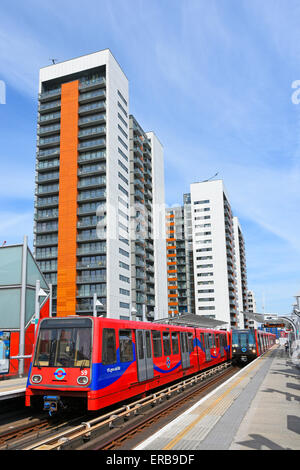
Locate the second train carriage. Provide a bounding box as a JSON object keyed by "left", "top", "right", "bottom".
{"left": 231, "top": 328, "right": 276, "bottom": 364}
{"left": 25, "top": 316, "right": 231, "bottom": 414}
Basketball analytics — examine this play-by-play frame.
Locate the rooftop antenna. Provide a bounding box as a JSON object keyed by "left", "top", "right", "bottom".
{"left": 50, "top": 58, "right": 58, "bottom": 65}
{"left": 202, "top": 172, "right": 219, "bottom": 182}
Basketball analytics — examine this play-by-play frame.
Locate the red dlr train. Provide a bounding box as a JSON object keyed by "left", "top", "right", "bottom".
{"left": 25, "top": 316, "right": 231, "bottom": 414}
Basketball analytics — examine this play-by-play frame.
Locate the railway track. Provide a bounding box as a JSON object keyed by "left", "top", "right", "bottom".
{"left": 15, "top": 362, "right": 238, "bottom": 450}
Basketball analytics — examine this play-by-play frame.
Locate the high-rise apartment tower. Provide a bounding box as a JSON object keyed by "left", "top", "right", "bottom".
{"left": 34, "top": 50, "right": 167, "bottom": 319}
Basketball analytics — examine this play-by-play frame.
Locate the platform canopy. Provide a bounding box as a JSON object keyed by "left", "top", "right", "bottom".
{"left": 154, "top": 313, "right": 228, "bottom": 329}
{"left": 241, "top": 311, "right": 293, "bottom": 329}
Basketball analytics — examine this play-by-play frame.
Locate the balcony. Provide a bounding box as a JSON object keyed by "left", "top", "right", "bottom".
{"left": 77, "top": 189, "right": 106, "bottom": 202}
{"left": 35, "top": 208, "right": 59, "bottom": 221}
{"left": 78, "top": 101, "right": 106, "bottom": 116}
{"left": 37, "top": 159, "right": 60, "bottom": 171}
{"left": 134, "top": 144, "right": 143, "bottom": 157}
{"left": 134, "top": 189, "right": 144, "bottom": 201}
{"left": 38, "top": 124, "right": 61, "bottom": 136}
{"left": 77, "top": 260, "right": 106, "bottom": 269}
{"left": 39, "top": 88, "right": 61, "bottom": 102}
{"left": 78, "top": 176, "right": 106, "bottom": 189}
{"left": 79, "top": 89, "right": 106, "bottom": 104}
{"left": 79, "top": 76, "right": 106, "bottom": 91}
{"left": 35, "top": 236, "right": 58, "bottom": 246}
{"left": 77, "top": 218, "right": 97, "bottom": 229}
{"left": 37, "top": 184, "right": 59, "bottom": 195}
{"left": 78, "top": 163, "right": 106, "bottom": 176}
{"left": 38, "top": 111, "right": 61, "bottom": 125}
{"left": 35, "top": 222, "right": 58, "bottom": 234}
{"left": 36, "top": 171, "right": 59, "bottom": 184}
{"left": 37, "top": 147, "right": 60, "bottom": 159}
{"left": 38, "top": 135, "right": 60, "bottom": 149}
{"left": 133, "top": 166, "right": 144, "bottom": 179}
{"left": 77, "top": 274, "right": 106, "bottom": 284}
{"left": 36, "top": 197, "right": 59, "bottom": 208}
{"left": 78, "top": 138, "right": 106, "bottom": 152}
{"left": 78, "top": 150, "right": 106, "bottom": 164}
{"left": 78, "top": 126, "right": 106, "bottom": 140}
{"left": 39, "top": 100, "right": 61, "bottom": 114}
{"left": 77, "top": 245, "right": 106, "bottom": 256}
{"left": 79, "top": 113, "right": 106, "bottom": 128}
{"left": 36, "top": 246, "right": 58, "bottom": 258}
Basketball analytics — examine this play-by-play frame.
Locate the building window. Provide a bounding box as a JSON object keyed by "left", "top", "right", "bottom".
{"left": 118, "top": 172, "right": 128, "bottom": 185}
{"left": 118, "top": 101, "right": 127, "bottom": 117}
{"left": 119, "top": 261, "right": 129, "bottom": 270}
{"left": 117, "top": 90, "right": 128, "bottom": 107}
{"left": 119, "top": 274, "right": 130, "bottom": 283}
{"left": 118, "top": 136, "right": 128, "bottom": 150}
{"left": 194, "top": 200, "right": 210, "bottom": 205}
{"left": 119, "top": 248, "right": 129, "bottom": 258}
{"left": 118, "top": 147, "right": 128, "bottom": 162}
{"left": 119, "top": 288, "right": 130, "bottom": 296}
{"left": 118, "top": 184, "right": 128, "bottom": 197}
{"left": 120, "top": 302, "right": 130, "bottom": 308}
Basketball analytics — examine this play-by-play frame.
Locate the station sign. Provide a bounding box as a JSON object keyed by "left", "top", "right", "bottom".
{"left": 264, "top": 323, "right": 285, "bottom": 328}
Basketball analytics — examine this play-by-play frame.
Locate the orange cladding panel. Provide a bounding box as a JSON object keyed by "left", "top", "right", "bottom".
{"left": 56, "top": 81, "right": 79, "bottom": 316}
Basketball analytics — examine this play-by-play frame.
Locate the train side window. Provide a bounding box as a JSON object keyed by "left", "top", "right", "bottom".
{"left": 137, "top": 331, "right": 144, "bottom": 360}
{"left": 216, "top": 335, "right": 220, "bottom": 348}
{"left": 163, "top": 331, "right": 171, "bottom": 356}
{"left": 171, "top": 332, "right": 179, "bottom": 354}
{"left": 102, "top": 328, "right": 117, "bottom": 364}
{"left": 187, "top": 333, "right": 193, "bottom": 353}
{"left": 145, "top": 331, "right": 152, "bottom": 358}
{"left": 200, "top": 333, "right": 205, "bottom": 351}
{"left": 119, "top": 329, "right": 133, "bottom": 363}
{"left": 152, "top": 330, "right": 162, "bottom": 357}
{"left": 208, "top": 333, "right": 213, "bottom": 348}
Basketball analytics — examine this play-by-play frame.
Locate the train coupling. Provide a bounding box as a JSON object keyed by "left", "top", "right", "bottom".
{"left": 43, "top": 395, "right": 62, "bottom": 416}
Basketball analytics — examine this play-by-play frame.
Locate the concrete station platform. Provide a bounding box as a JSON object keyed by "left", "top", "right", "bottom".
{"left": 135, "top": 345, "right": 300, "bottom": 451}
{"left": 0, "top": 377, "right": 27, "bottom": 401}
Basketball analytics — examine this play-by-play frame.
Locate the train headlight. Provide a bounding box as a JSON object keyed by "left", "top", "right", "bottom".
{"left": 31, "top": 374, "right": 42, "bottom": 384}
{"left": 252, "top": 349, "right": 256, "bottom": 353}
{"left": 77, "top": 376, "right": 89, "bottom": 385}
{"left": 233, "top": 349, "right": 236, "bottom": 353}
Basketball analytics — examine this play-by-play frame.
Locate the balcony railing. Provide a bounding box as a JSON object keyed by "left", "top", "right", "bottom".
{"left": 79, "top": 113, "right": 106, "bottom": 127}
{"left": 78, "top": 126, "right": 106, "bottom": 139}
{"left": 78, "top": 138, "right": 106, "bottom": 151}
{"left": 39, "top": 100, "right": 61, "bottom": 113}
{"left": 79, "top": 77, "right": 106, "bottom": 90}
{"left": 79, "top": 89, "right": 106, "bottom": 103}
{"left": 79, "top": 102, "right": 106, "bottom": 115}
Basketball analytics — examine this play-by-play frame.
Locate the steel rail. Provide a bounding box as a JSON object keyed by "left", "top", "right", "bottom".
{"left": 23, "top": 362, "right": 232, "bottom": 450}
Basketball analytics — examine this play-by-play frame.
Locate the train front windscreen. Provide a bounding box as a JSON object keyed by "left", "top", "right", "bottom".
{"left": 232, "top": 330, "right": 256, "bottom": 349}
{"left": 33, "top": 318, "right": 92, "bottom": 369}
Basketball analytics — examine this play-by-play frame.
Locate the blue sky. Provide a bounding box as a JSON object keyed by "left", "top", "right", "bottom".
{"left": 0, "top": 0, "right": 300, "bottom": 315}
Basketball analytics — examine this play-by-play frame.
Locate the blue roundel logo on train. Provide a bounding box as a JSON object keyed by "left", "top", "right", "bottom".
{"left": 241, "top": 348, "right": 247, "bottom": 353}
{"left": 54, "top": 368, "right": 66, "bottom": 380}
{"left": 166, "top": 357, "right": 171, "bottom": 368}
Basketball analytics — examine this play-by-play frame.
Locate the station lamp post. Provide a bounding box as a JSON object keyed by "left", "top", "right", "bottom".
{"left": 93, "top": 293, "right": 103, "bottom": 317}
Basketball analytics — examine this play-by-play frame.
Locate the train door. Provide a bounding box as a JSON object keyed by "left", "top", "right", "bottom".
{"left": 203, "top": 333, "right": 211, "bottom": 361}
{"left": 180, "top": 332, "right": 190, "bottom": 369}
{"left": 136, "top": 330, "right": 154, "bottom": 382}
{"left": 218, "top": 334, "right": 225, "bottom": 358}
